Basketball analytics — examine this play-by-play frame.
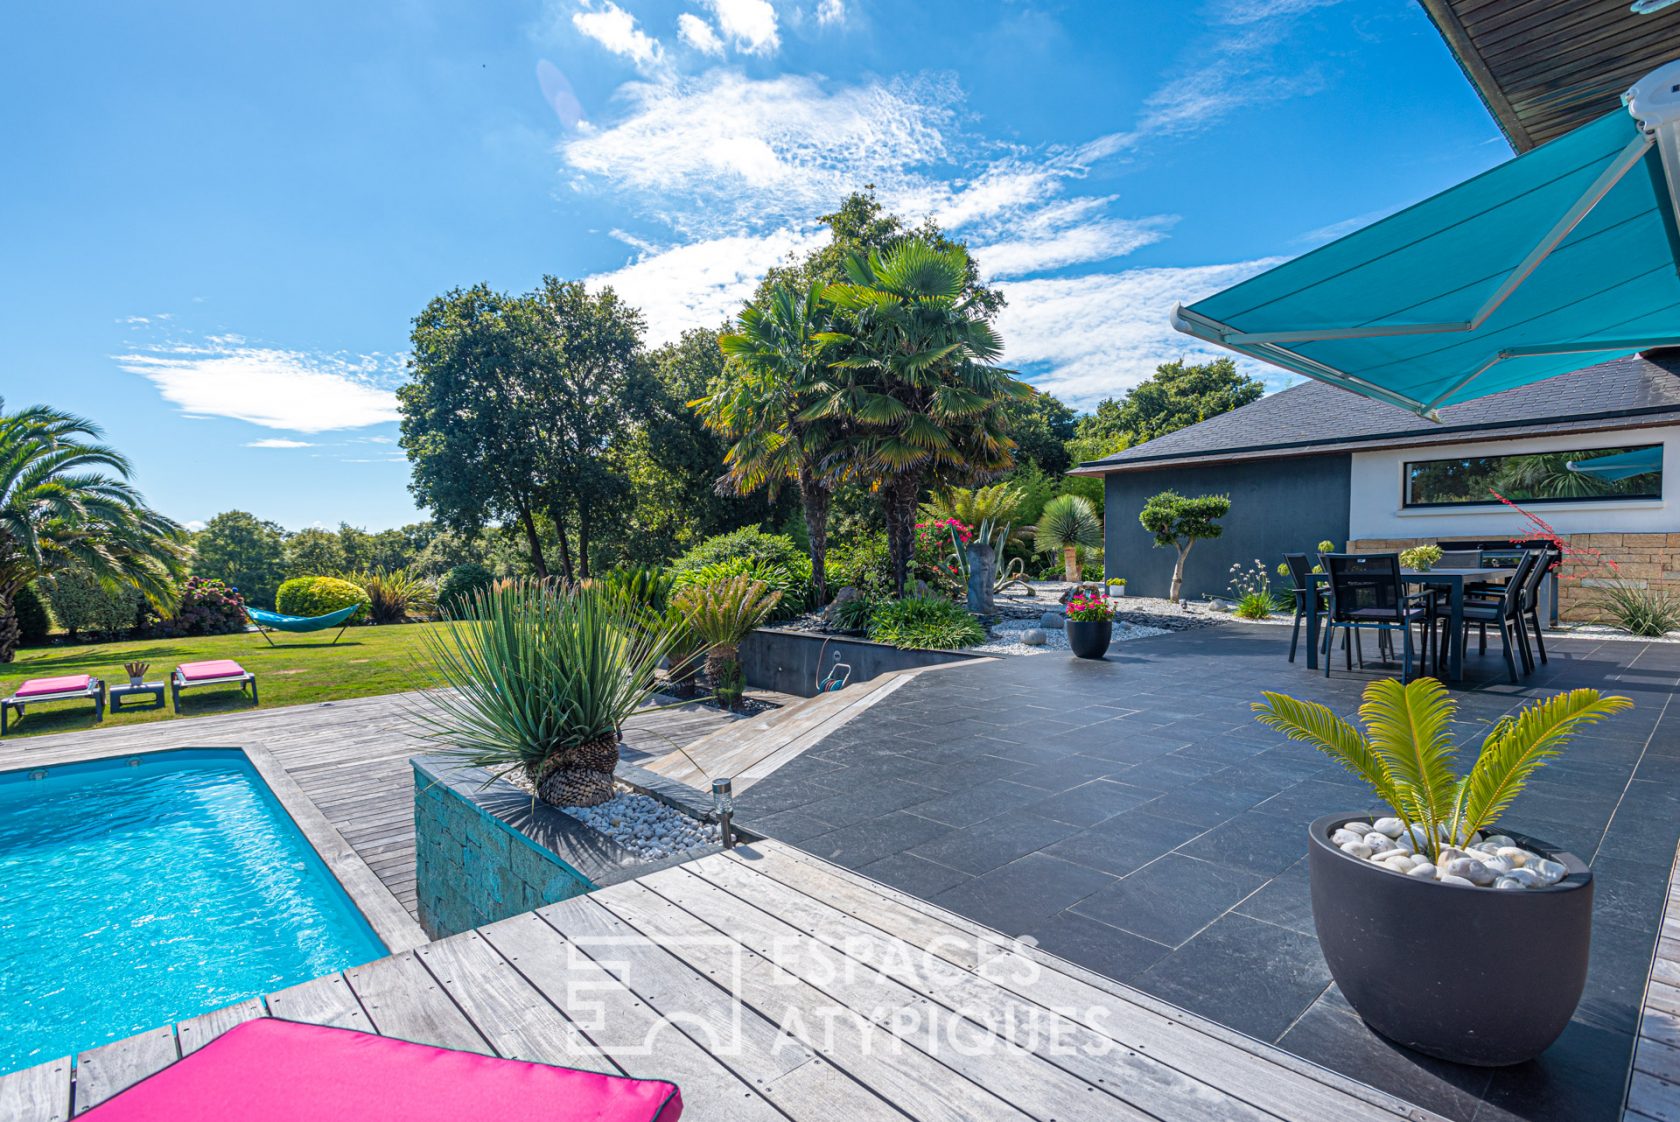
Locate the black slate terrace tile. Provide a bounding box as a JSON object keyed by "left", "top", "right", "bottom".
{"left": 932, "top": 852, "right": 1117, "bottom": 935}
{"left": 901, "top": 778, "right": 1044, "bottom": 828}
{"left": 1042, "top": 809, "right": 1205, "bottom": 877}
{"left": 907, "top": 808, "right": 1084, "bottom": 876}
{"left": 1023, "top": 778, "right": 1156, "bottom": 827}
{"left": 1027, "top": 909, "right": 1172, "bottom": 983}
{"left": 1133, "top": 912, "right": 1332, "bottom": 1043}
{"left": 1071, "top": 853, "right": 1266, "bottom": 947}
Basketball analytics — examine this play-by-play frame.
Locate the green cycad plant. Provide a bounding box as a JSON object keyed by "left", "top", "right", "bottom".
{"left": 672, "top": 575, "right": 782, "bottom": 710}
{"left": 1034, "top": 494, "right": 1102, "bottom": 583}
{"left": 1253, "top": 678, "right": 1631, "bottom": 864}
{"left": 413, "top": 579, "right": 681, "bottom": 807}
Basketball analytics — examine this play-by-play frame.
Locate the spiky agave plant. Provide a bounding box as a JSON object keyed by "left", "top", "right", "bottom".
{"left": 671, "top": 574, "right": 781, "bottom": 709}
{"left": 412, "top": 579, "right": 680, "bottom": 806}
{"left": 1253, "top": 678, "right": 1631, "bottom": 864}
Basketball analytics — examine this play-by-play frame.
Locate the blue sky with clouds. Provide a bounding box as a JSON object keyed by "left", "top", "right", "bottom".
{"left": 1, "top": 0, "right": 1507, "bottom": 531}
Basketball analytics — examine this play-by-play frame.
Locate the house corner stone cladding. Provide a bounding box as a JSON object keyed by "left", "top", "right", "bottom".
{"left": 1347, "top": 534, "right": 1680, "bottom": 621}
{"left": 414, "top": 770, "right": 593, "bottom": 940}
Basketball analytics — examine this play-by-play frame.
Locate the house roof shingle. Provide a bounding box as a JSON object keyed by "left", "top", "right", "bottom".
{"left": 1072, "top": 352, "right": 1680, "bottom": 476}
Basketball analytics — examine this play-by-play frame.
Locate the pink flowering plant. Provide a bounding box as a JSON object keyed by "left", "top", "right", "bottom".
{"left": 912, "top": 519, "right": 970, "bottom": 596}
{"left": 1064, "top": 590, "right": 1114, "bottom": 622}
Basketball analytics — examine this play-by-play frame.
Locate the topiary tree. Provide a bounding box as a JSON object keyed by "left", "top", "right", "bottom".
{"left": 1139, "top": 491, "right": 1231, "bottom": 602}
{"left": 1033, "top": 494, "right": 1103, "bottom": 582}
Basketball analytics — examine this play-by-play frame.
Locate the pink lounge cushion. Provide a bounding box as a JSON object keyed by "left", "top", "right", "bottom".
{"left": 176, "top": 659, "right": 248, "bottom": 682}
{"left": 80, "top": 1018, "right": 684, "bottom": 1122}
{"left": 14, "top": 674, "right": 92, "bottom": 698}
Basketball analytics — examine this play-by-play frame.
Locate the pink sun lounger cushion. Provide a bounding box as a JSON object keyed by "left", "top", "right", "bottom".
{"left": 14, "top": 674, "right": 92, "bottom": 697}
{"left": 176, "top": 659, "right": 247, "bottom": 681}
{"left": 79, "top": 1018, "right": 684, "bottom": 1122}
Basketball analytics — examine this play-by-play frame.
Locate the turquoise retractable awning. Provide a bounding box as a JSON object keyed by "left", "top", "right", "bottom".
{"left": 1566, "top": 445, "right": 1664, "bottom": 481}
{"left": 1172, "top": 60, "right": 1680, "bottom": 420}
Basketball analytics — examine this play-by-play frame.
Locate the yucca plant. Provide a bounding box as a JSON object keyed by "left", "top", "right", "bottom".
{"left": 671, "top": 575, "right": 781, "bottom": 709}
{"left": 1034, "top": 494, "right": 1103, "bottom": 582}
{"left": 1253, "top": 678, "right": 1631, "bottom": 864}
{"left": 1594, "top": 580, "right": 1680, "bottom": 637}
{"left": 340, "top": 567, "right": 436, "bottom": 624}
{"left": 412, "top": 579, "right": 680, "bottom": 806}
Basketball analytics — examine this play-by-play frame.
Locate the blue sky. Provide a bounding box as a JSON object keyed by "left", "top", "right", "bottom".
{"left": 1, "top": 0, "right": 1507, "bottom": 531}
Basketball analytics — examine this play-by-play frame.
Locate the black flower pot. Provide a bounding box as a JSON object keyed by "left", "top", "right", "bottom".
{"left": 1065, "top": 618, "right": 1113, "bottom": 659}
{"left": 1307, "top": 812, "right": 1592, "bottom": 1066}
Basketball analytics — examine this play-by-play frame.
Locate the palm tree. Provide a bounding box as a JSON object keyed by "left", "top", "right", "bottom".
{"left": 698, "top": 281, "right": 840, "bottom": 604}
{"left": 1034, "top": 494, "right": 1103, "bottom": 582}
{"left": 810, "top": 238, "right": 1031, "bottom": 596}
{"left": 0, "top": 400, "right": 186, "bottom": 660}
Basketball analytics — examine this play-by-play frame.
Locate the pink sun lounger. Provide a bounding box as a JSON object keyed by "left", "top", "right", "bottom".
{"left": 79, "top": 1018, "right": 684, "bottom": 1121}
{"left": 1, "top": 673, "right": 104, "bottom": 734}
{"left": 171, "top": 659, "right": 258, "bottom": 711}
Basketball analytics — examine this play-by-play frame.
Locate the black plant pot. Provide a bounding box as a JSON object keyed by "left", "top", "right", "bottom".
{"left": 1307, "top": 812, "right": 1592, "bottom": 1066}
{"left": 1066, "top": 618, "right": 1113, "bottom": 659}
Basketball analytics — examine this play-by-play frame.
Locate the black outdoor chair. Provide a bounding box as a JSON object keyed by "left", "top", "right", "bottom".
{"left": 1463, "top": 547, "right": 1550, "bottom": 669}
{"left": 1455, "top": 549, "right": 1538, "bottom": 684}
{"left": 1320, "top": 553, "right": 1437, "bottom": 682}
{"left": 1282, "top": 552, "right": 1330, "bottom": 664}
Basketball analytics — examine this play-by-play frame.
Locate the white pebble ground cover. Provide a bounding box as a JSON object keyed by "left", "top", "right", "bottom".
{"left": 564, "top": 788, "right": 721, "bottom": 861}
{"left": 1332, "top": 817, "right": 1568, "bottom": 890}
{"left": 974, "top": 617, "right": 1170, "bottom": 656}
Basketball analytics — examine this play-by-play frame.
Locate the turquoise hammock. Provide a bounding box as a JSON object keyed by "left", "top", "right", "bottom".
{"left": 246, "top": 604, "right": 361, "bottom": 646}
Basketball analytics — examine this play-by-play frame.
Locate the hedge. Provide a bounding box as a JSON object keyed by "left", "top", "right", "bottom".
{"left": 276, "top": 575, "right": 369, "bottom": 622}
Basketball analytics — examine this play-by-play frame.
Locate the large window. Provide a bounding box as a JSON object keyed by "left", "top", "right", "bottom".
{"left": 1403, "top": 443, "right": 1663, "bottom": 508}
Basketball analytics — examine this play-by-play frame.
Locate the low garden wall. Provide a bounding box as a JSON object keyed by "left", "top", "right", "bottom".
{"left": 412, "top": 756, "right": 727, "bottom": 940}
{"left": 739, "top": 627, "right": 986, "bottom": 697}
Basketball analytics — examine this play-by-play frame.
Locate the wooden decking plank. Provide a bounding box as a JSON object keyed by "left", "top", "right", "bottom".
{"left": 176, "top": 998, "right": 268, "bottom": 1055}
{"left": 412, "top": 930, "right": 619, "bottom": 1074}
{"left": 73, "top": 1026, "right": 177, "bottom": 1111}
{"left": 531, "top": 894, "right": 895, "bottom": 1121}
{"left": 683, "top": 857, "right": 1268, "bottom": 1122}
{"left": 741, "top": 843, "right": 1433, "bottom": 1122}
{"left": 344, "top": 950, "right": 492, "bottom": 1054}
{"left": 601, "top": 876, "right": 1038, "bottom": 1122}
{"left": 477, "top": 909, "right": 785, "bottom": 1121}
{"left": 1627, "top": 1069, "right": 1680, "bottom": 1122}
{"left": 265, "top": 972, "right": 373, "bottom": 1031}
{"left": 0, "top": 1057, "right": 71, "bottom": 1122}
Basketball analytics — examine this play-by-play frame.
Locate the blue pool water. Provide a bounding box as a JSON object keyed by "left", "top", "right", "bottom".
{"left": 0, "top": 749, "right": 386, "bottom": 1075}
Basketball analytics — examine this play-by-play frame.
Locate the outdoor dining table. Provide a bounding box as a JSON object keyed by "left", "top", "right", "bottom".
{"left": 1303, "top": 567, "right": 1517, "bottom": 683}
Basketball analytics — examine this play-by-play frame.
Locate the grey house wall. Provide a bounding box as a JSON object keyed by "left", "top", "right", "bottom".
{"left": 1100, "top": 453, "right": 1352, "bottom": 600}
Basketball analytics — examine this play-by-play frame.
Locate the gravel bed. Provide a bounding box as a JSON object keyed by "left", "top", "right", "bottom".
{"left": 563, "top": 786, "right": 721, "bottom": 861}
{"left": 974, "top": 616, "right": 1170, "bottom": 656}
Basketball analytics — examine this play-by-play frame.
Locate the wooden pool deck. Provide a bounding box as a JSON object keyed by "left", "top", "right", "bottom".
{"left": 0, "top": 689, "right": 761, "bottom": 921}
{"left": 1, "top": 840, "right": 1444, "bottom": 1122}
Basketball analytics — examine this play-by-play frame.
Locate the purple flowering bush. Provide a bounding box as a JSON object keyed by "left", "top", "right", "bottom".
{"left": 155, "top": 576, "right": 248, "bottom": 637}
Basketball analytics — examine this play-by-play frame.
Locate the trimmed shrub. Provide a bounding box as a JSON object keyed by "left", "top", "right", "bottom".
{"left": 45, "top": 571, "right": 149, "bottom": 640}
{"left": 599, "top": 564, "right": 675, "bottom": 614}
{"left": 156, "top": 576, "right": 247, "bottom": 637}
{"left": 867, "top": 596, "right": 985, "bottom": 650}
{"left": 671, "top": 558, "right": 809, "bottom": 619}
{"left": 672, "top": 528, "right": 811, "bottom": 581}
{"left": 827, "top": 536, "right": 894, "bottom": 598}
{"left": 437, "top": 563, "right": 494, "bottom": 614}
{"left": 276, "top": 575, "right": 369, "bottom": 622}
{"left": 13, "top": 583, "right": 51, "bottom": 645}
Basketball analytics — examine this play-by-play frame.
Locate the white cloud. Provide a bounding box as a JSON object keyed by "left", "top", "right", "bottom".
{"left": 587, "top": 228, "right": 825, "bottom": 346}
{"left": 816, "top": 0, "right": 844, "bottom": 26}
{"left": 572, "top": 1, "right": 663, "bottom": 66}
{"left": 245, "top": 438, "right": 316, "bottom": 448}
{"left": 562, "top": 71, "right": 957, "bottom": 236}
{"left": 995, "top": 258, "right": 1291, "bottom": 408}
{"left": 116, "top": 341, "right": 403, "bottom": 432}
{"left": 676, "top": 12, "right": 723, "bottom": 54}
{"left": 704, "top": 0, "right": 779, "bottom": 55}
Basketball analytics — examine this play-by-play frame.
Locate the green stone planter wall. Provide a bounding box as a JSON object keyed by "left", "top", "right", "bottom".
{"left": 412, "top": 755, "right": 734, "bottom": 941}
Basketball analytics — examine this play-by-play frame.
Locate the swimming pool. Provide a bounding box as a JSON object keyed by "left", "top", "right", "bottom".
{"left": 0, "top": 749, "right": 386, "bottom": 1075}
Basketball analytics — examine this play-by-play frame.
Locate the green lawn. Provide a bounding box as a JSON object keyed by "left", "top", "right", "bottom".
{"left": 0, "top": 623, "right": 457, "bottom": 739}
